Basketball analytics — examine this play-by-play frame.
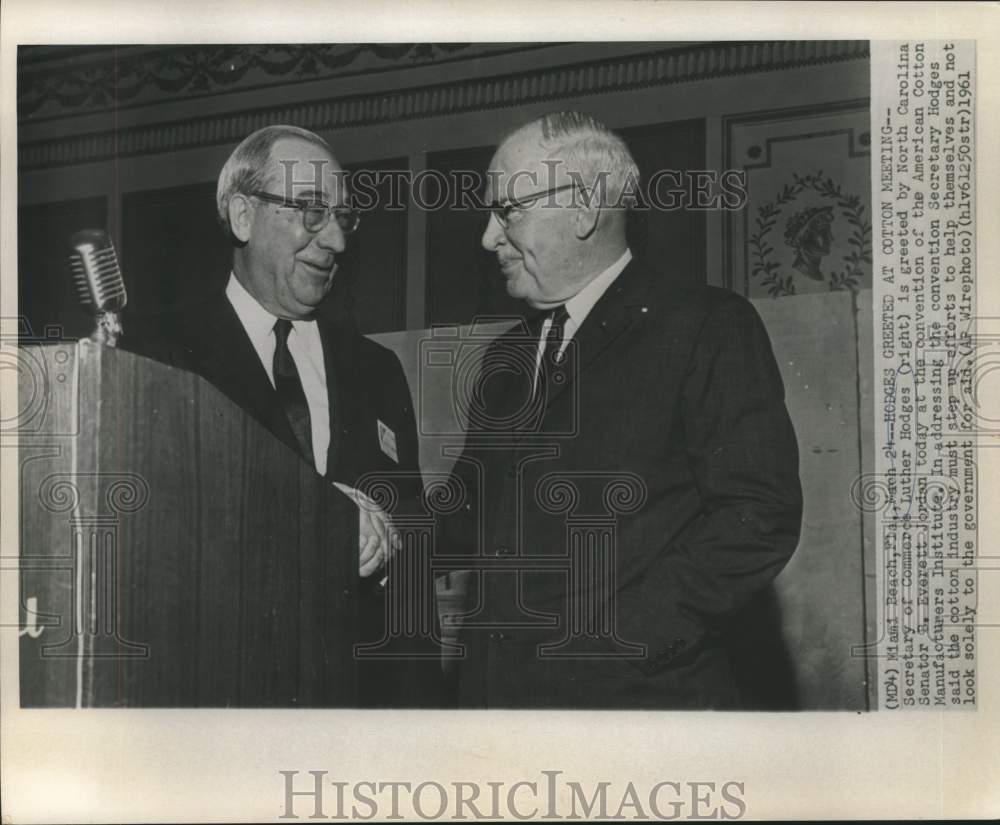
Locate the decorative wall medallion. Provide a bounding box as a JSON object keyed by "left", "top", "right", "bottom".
{"left": 724, "top": 104, "right": 872, "bottom": 298}
{"left": 749, "top": 172, "right": 871, "bottom": 296}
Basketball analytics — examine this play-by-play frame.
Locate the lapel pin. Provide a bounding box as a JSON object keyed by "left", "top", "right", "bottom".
{"left": 377, "top": 419, "right": 399, "bottom": 464}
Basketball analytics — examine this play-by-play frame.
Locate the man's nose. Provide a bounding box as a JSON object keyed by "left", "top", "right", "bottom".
{"left": 315, "top": 216, "right": 347, "bottom": 253}
{"left": 481, "top": 211, "right": 504, "bottom": 251}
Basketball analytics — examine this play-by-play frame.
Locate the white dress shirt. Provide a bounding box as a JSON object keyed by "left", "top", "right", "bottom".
{"left": 226, "top": 273, "right": 331, "bottom": 475}
{"left": 534, "top": 248, "right": 633, "bottom": 383}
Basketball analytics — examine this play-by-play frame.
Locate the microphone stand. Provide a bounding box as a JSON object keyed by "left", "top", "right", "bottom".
{"left": 92, "top": 310, "right": 123, "bottom": 347}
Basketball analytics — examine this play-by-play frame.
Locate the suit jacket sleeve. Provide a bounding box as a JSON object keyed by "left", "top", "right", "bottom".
{"left": 382, "top": 347, "right": 424, "bottom": 502}
{"left": 352, "top": 343, "right": 450, "bottom": 707}
{"left": 434, "top": 336, "right": 511, "bottom": 557}
{"left": 616, "top": 293, "right": 803, "bottom": 673}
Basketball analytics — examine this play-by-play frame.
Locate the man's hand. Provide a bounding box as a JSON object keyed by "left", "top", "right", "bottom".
{"left": 334, "top": 483, "right": 400, "bottom": 577}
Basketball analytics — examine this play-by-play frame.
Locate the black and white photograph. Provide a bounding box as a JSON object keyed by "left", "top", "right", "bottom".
{"left": 2, "top": 1, "right": 997, "bottom": 821}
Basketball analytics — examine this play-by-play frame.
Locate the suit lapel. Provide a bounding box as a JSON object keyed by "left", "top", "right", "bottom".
{"left": 540, "top": 258, "right": 654, "bottom": 412}
{"left": 463, "top": 315, "right": 546, "bottom": 441}
{"left": 190, "top": 296, "right": 300, "bottom": 456}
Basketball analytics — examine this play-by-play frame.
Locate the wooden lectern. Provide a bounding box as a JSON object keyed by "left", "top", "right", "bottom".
{"left": 17, "top": 340, "right": 359, "bottom": 707}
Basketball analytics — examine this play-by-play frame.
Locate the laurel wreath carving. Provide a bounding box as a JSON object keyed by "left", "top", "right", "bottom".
{"left": 748, "top": 171, "right": 872, "bottom": 298}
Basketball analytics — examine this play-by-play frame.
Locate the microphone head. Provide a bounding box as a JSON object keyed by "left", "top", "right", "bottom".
{"left": 68, "top": 229, "right": 127, "bottom": 314}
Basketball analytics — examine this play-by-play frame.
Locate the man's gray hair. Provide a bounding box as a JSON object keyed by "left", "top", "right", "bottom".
{"left": 509, "top": 111, "right": 640, "bottom": 208}
{"left": 215, "top": 124, "right": 333, "bottom": 235}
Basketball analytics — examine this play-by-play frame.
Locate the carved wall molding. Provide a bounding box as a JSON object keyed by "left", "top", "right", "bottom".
{"left": 19, "top": 41, "right": 869, "bottom": 171}
{"left": 18, "top": 43, "right": 482, "bottom": 118}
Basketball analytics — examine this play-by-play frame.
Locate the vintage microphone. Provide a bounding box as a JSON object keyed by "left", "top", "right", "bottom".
{"left": 68, "top": 229, "right": 127, "bottom": 347}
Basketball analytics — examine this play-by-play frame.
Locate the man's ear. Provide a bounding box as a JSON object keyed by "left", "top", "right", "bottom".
{"left": 573, "top": 201, "right": 601, "bottom": 240}
{"left": 228, "top": 193, "right": 253, "bottom": 243}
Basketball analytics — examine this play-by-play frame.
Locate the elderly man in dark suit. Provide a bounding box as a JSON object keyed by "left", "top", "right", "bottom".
{"left": 139, "top": 124, "right": 442, "bottom": 706}
{"left": 443, "top": 112, "right": 802, "bottom": 709}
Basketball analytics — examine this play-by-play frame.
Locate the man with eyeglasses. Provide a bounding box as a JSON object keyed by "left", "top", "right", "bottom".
{"left": 137, "top": 124, "right": 443, "bottom": 706}
{"left": 441, "top": 112, "right": 802, "bottom": 709}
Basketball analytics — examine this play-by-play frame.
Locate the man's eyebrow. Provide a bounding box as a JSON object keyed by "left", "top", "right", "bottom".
{"left": 290, "top": 188, "right": 328, "bottom": 203}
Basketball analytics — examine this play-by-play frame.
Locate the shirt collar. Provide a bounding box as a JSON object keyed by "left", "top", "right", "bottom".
{"left": 226, "top": 272, "right": 278, "bottom": 348}
{"left": 225, "top": 272, "right": 318, "bottom": 346}
{"left": 563, "top": 248, "right": 632, "bottom": 328}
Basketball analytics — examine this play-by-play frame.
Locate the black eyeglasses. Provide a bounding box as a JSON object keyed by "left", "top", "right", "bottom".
{"left": 488, "top": 183, "right": 578, "bottom": 228}
{"left": 249, "top": 191, "right": 362, "bottom": 234}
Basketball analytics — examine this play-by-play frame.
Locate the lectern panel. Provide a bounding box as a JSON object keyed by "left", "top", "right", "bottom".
{"left": 18, "top": 342, "right": 358, "bottom": 707}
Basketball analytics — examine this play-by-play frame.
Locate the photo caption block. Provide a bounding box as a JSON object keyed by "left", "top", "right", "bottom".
{"left": 871, "top": 40, "right": 977, "bottom": 710}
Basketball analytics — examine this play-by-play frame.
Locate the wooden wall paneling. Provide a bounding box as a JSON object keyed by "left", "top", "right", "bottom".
{"left": 755, "top": 290, "right": 869, "bottom": 709}
{"left": 405, "top": 152, "right": 429, "bottom": 330}
{"left": 120, "top": 181, "right": 231, "bottom": 339}
{"left": 424, "top": 144, "right": 506, "bottom": 327}
{"left": 620, "top": 118, "right": 707, "bottom": 288}
{"left": 328, "top": 157, "right": 410, "bottom": 334}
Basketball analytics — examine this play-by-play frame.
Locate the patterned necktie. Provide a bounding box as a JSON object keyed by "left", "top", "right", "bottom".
{"left": 536, "top": 304, "right": 570, "bottom": 401}
{"left": 272, "top": 318, "right": 314, "bottom": 465}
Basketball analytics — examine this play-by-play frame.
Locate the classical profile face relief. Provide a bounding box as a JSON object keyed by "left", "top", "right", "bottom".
{"left": 234, "top": 136, "right": 350, "bottom": 319}
{"left": 802, "top": 216, "right": 833, "bottom": 256}
{"left": 481, "top": 126, "right": 590, "bottom": 310}
{"left": 785, "top": 205, "right": 835, "bottom": 281}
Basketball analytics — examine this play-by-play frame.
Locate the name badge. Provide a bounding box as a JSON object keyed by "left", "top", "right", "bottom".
{"left": 377, "top": 419, "right": 399, "bottom": 463}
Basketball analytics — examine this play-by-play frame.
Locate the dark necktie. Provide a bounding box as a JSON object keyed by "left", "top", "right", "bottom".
{"left": 272, "top": 318, "right": 314, "bottom": 465}
{"left": 536, "top": 304, "right": 570, "bottom": 401}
